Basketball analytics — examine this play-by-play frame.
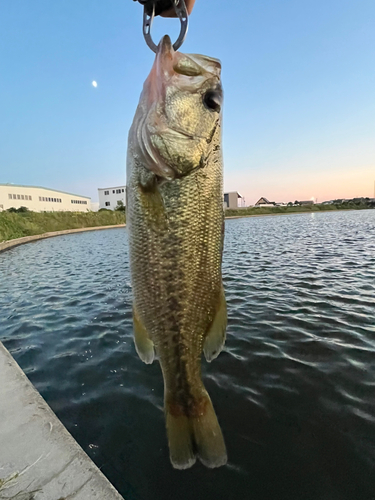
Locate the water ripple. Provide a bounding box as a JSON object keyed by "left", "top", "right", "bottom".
{"left": 1, "top": 212, "right": 375, "bottom": 500}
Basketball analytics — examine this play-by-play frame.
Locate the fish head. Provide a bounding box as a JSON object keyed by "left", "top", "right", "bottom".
{"left": 132, "top": 35, "right": 223, "bottom": 180}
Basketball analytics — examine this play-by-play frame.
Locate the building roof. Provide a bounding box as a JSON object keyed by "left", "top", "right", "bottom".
{"left": 224, "top": 191, "right": 243, "bottom": 198}
{"left": 255, "top": 197, "right": 273, "bottom": 205}
{"left": 98, "top": 186, "right": 126, "bottom": 191}
{"left": 0, "top": 183, "right": 90, "bottom": 199}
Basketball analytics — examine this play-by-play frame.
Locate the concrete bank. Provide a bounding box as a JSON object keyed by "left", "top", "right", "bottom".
{"left": 0, "top": 224, "right": 126, "bottom": 254}
{"left": 0, "top": 341, "right": 124, "bottom": 499}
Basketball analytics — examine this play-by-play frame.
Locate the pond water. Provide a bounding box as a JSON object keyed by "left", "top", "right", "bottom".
{"left": 1, "top": 210, "right": 375, "bottom": 500}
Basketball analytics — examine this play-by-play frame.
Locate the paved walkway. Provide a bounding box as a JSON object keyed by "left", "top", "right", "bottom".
{"left": 0, "top": 342, "right": 124, "bottom": 499}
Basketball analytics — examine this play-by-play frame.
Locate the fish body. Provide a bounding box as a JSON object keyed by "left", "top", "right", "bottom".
{"left": 126, "top": 36, "right": 227, "bottom": 469}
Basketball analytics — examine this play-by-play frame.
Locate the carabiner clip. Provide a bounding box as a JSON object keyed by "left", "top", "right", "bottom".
{"left": 143, "top": 0, "right": 189, "bottom": 53}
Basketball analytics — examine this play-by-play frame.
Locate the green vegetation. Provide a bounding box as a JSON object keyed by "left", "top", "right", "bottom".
{"left": 115, "top": 200, "right": 126, "bottom": 212}
{"left": 225, "top": 199, "right": 375, "bottom": 218}
{"left": 6, "top": 205, "right": 30, "bottom": 213}
{"left": 0, "top": 210, "right": 125, "bottom": 242}
{"left": 2, "top": 198, "right": 373, "bottom": 242}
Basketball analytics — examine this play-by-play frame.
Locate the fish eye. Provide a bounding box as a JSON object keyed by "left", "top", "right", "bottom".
{"left": 203, "top": 90, "right": 222, "bottom": 113}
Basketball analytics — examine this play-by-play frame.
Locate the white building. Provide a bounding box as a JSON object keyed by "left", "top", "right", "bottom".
{"left": 224, "top": 192, "right": 245, "bottom": 209}
{"left": 0, "top": 184, "right": 91, "bottom": 212}
{"left": 98, "top": 186, "right": 126, "bottom": 210}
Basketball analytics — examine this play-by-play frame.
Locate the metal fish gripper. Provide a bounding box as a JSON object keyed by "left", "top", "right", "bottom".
{"left": 142, "top": 0, "right": 189, "bottom": 52}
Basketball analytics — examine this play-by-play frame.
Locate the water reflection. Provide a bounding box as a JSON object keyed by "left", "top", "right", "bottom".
{"left": 1, "top": 211, "right": 375, "bottom": 500}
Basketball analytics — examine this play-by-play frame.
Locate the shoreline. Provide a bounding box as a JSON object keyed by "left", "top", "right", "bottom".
{"left": 0, "top": 224, "right": 125, "bottom": 254}
{"left": 225, "top": 207, "right": 372, "bottom": 220}
{"left": 0, "top": 341, "right": 124, "bottom": 499}
{"left": 1, "top": 208, "right": 373, "bottom": 253}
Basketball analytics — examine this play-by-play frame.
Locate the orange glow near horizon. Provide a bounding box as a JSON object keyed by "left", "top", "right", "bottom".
{"left": 224, "top": 166, "right": 375, "bottom": 205}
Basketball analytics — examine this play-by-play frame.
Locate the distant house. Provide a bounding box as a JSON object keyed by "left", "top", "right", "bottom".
{"left": 224, "top": 192, "right": 244, "bottom": 209}
{"left": 297, "top": 200, "right": 314, "bottom": 206}
{"left": 255, "top": 197, "right": 275, "bottom": 207}
{"left": 98, "top": 185, "right": 126, "bottom": 210}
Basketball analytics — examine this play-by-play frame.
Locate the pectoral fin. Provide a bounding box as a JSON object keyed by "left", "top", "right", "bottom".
{"left": 203, "top": 286, "right": 227, "bottom": 362}
{"left": 133, "top": 306, "right": 155, "bottom": 364}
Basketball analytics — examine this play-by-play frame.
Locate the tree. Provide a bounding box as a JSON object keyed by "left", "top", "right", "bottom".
{"left": 7, "top": 206, "right": 30, "bottom": 213}
{"left": 115, "top": 201, "right": 126, "bottom": 212}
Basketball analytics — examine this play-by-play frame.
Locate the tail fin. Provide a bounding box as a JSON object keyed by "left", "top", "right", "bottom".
{"left": 165, "top": 392, "right": 227, "bottom": 470}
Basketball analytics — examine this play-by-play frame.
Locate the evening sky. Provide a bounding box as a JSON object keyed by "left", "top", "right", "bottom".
{"left": 1, "top": 0, "right": 374, "bottom": 204}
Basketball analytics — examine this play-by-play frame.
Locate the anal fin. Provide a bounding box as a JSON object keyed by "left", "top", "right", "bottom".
{"left": 133, "top": 306, "right": 155, "bottom": 364}
{"left": 203, "top": 285, "right": 227, "bottom": 362}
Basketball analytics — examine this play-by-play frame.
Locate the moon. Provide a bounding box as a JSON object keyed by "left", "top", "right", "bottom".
{"left": 92, "top": 81, "right": 98, "bottom": 88}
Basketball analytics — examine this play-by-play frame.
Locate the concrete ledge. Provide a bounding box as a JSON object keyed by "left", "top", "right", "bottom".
{"left": 0, "top": 224, "right": 126, "bottom": 254}
{"left": 0, "top": 341, "right": 124, "bottom": 499}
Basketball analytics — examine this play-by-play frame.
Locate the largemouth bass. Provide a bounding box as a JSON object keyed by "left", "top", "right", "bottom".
{"left": 126, "top": 35, "right": 227, "bottom": 469}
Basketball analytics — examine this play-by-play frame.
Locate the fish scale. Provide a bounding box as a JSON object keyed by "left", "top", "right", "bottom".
{"left": 127, "top": 35, "right": 227, "bottom": 469}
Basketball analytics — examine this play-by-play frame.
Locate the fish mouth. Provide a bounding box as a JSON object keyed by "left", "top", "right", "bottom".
{"left": 157, "top": 35, "right": 174, "bottom": 58}
{"left": 154, "top": 35, "right": 175, "bottom": 79}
